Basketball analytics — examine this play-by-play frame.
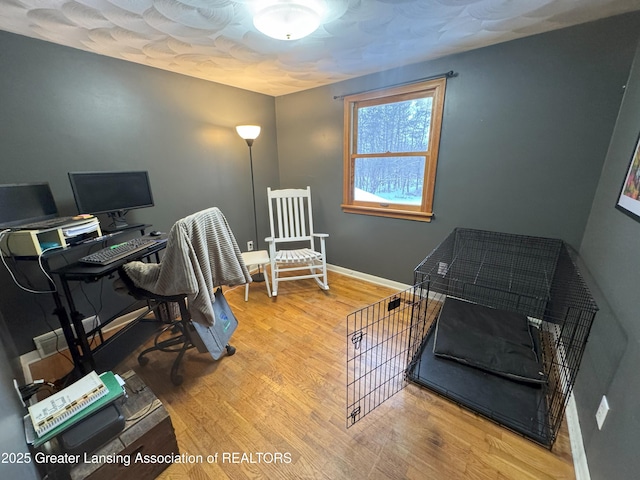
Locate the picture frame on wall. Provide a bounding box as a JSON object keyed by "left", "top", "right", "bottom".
{"left": 616, "top": 132, "right": 640, "bottom": 222}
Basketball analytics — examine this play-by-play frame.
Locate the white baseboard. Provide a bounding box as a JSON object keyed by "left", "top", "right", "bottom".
{"left": 19, "top": 351, "right": 41, "bottom": 384}
{"left": 566, "top": 393, "right": 590, "bottom": 480}
{"left": 327, "top": 264, "right": 411, "bottom": 291}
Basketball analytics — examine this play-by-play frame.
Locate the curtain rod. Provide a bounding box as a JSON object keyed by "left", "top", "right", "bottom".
{"left": 333, "top": 70, "right": 458, "bottom": 100}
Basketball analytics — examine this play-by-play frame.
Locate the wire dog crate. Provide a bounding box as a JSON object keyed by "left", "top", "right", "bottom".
{"left": 346, "top": 228, "right": 598, "bottom": 448}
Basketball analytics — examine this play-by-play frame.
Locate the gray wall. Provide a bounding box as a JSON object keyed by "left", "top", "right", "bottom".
{"left": 577, "top": 40, "right": 640, "bottom": 479}
{"left": 0, "top": 30, "right": 279, "bottom": 353}
{"left": 275, "top": 14, "right": 640, "bottom": 285}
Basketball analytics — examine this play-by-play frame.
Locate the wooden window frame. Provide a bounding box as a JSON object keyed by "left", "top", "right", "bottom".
{"left": 341, "top": 78, "right": 447, "bottom": 222}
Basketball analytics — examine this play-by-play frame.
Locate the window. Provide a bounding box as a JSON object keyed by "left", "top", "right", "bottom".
{"left": 342, "top": 77, "right": 447, "bottom": 221}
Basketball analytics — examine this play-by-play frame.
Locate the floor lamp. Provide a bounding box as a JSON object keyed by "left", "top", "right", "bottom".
{"left": 236, "top": 124, "right": 265, "bottom": 282}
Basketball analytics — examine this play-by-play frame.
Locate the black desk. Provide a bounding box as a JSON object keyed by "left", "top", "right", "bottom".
{"left": 49, "top": 235, "right": 168, "bottom": 377}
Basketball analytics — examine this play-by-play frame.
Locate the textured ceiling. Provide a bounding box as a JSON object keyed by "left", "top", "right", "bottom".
{"left": 1, "top": 0, "right": 639, "bottom": 96}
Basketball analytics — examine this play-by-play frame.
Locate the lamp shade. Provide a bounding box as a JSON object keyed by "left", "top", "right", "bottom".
{"left": 253, "top": 1, "right": 323, "bottom": 40}
{"left": 236, "top": 125, "right": 261, "bottom": 141}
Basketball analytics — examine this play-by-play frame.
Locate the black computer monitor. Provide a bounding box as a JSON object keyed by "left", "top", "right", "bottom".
{"left": 68, "top": 171, "right": 154, "bottom": 230}
{"left": 0, "top": 183, "right": 59, "bottom": 229}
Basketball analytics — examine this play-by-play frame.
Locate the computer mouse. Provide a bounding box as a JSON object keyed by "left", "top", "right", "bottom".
{"left": 149, "top": 230, "right": 162, "bottom": 236}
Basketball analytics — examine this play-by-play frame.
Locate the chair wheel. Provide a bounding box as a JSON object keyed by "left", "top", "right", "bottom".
{"left": 138, "top": 356, "right": 149, "bottom": 366}
{"left": 226, "top": 344, "right": 236, "bottom": 356}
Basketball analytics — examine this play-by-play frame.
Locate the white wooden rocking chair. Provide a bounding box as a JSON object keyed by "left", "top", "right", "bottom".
{"left": 265, "top": 186, "right": 329, "bottom": 296}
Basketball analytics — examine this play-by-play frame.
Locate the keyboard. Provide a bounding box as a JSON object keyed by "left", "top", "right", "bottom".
{"left": 79, "top": 237, "right": 163, "bottom": 266}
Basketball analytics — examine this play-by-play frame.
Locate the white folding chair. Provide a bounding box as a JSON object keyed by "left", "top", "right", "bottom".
{"left": 265, "top": 186, "right": 329, "bottom": 296}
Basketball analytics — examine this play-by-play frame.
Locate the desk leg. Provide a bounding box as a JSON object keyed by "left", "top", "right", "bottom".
{"left": 60, "top": 278, "right": 96, "bottom": 374}
{"left": 51, "top": 294, "right": 84, "bottom": 373}
{"left": 43, "top": 256, "right": 88, "bottom": 377}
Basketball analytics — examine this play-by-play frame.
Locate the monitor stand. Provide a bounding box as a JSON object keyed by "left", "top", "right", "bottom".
{"left": 103, "top": 211, "right": 146, "bottom": 234}
{"left": 102, "top": 223, "right": 146, "bottom": 234}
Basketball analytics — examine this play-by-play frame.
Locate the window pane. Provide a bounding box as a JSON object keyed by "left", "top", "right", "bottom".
{"left": 356, "top": 98, "right": 432, "bottom": 154}
{"left": 354, "top": 156, "right": 425, "bottom": 205}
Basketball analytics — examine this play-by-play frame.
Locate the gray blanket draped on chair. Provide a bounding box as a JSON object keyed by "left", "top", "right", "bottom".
{"left": 117, "top": 207, "right": 251, "bottom": 326}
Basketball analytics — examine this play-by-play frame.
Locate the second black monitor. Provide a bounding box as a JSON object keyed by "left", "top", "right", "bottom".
{"left": 68, "top": 171, "right": 154, "bottom": 230}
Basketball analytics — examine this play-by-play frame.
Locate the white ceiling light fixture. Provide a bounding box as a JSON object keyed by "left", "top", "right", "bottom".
{"left": 253, "top": 1, "right": 326, "bottom": 41}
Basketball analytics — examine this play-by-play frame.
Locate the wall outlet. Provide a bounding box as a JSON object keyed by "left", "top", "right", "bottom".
{"left": 247, "top": 241, "right": 254, "bottom": 251}
{"left": 437, "top": 262, "right": 449, "bottom": 276}
{"left": 596, "top": 395, "right": 609, "bottom": 430}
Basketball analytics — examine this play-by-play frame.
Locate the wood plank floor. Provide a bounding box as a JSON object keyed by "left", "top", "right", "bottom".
{"left": 31, "top": 271, "right": 576, "bottom": 480}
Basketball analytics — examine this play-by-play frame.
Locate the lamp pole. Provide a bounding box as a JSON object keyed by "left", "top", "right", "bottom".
{"left": 247, "top": 141, "right": 265, "bottom": 282}
{"left": 236, "top": 125, "right": 264, "bottom": 282}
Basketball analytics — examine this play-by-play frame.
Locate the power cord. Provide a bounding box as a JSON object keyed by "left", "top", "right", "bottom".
{"left": 16, "top": 379, "right": 56, "bottom": 404}
{"left": 0, "top": 229, "right": 62, "bottom": 293}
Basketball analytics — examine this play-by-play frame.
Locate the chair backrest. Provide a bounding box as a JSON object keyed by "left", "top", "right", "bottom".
{"left": 267, "top": 187, "right": 316, "bottom": 247}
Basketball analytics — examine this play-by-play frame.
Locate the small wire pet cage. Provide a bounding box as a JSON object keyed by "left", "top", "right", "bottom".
{"left": 346, "top": 228, "right": 598, "bottom": 448}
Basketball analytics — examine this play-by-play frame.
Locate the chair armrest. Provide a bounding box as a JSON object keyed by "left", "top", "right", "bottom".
{"left": 313, "top": 233, "right": 329, "bottom": 238}
{"left": 265, "top": 237, "right": 274, "bottom": 243}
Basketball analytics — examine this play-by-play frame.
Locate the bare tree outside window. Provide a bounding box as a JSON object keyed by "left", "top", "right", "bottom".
{"left": 342, "top": 78, "right": 446, "bottom": 221}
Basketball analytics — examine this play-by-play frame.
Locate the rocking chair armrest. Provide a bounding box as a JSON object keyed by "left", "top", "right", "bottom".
{"left": 265, "top": 236, "right": 274, "bottom": 243}
{"left": 313, "top": 233, "right": 329, "bottom": 238}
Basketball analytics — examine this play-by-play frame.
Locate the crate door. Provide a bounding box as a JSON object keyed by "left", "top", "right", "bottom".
{"left": 346, "top": 282, "right": 430, "bottom": 427}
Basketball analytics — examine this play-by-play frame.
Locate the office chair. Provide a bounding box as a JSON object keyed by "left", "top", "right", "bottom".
{"left": 117, "top": 269, "right": 224, "bottom": 386}
{"left": 116, "top": 207, "right": 251, "bottom": 385}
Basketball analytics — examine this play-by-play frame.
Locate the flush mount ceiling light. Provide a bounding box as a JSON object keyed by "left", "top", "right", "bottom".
{"left": 253, "top": 1, "right": 325, "bottom": 40}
